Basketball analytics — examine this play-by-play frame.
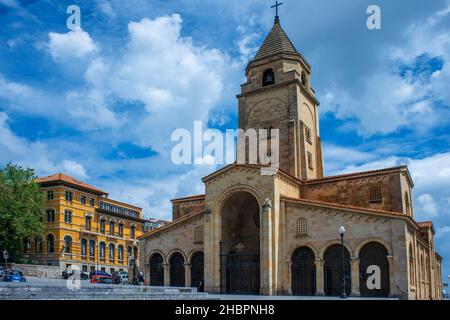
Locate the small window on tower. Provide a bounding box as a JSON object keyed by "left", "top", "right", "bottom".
{"left": 301, "top": 71, "right": 308, "bottom": 87}
{"left": 305, "top": 126, "right": 312, "bottom": 144}
{"left": 307, "top": 152, "right": 314, "bottom": 170}
{"left": 262, "top": 69, "right": 275, "bottom": 87}
{"left": 369, "top": 184, "right": 382, "bottom": 203}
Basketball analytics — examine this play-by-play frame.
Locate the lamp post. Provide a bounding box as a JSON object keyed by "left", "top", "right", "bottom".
{"left": 339, "top": 226, "right": 347, "bottom": 299}
{"left": 132, "top": 240, "right": 138, "bottom": 285}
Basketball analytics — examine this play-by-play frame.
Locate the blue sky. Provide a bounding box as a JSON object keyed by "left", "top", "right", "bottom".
{"left": 1, "top": 0, "right": 450, "bottom": 280}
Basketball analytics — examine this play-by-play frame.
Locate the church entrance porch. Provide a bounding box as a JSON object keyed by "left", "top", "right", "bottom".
{"left": 219, "top": 191, "right": 261, "bottom": 295}
{"left": 324, "top": 244, "right": 351, "bottom": 296}
{"left": 291, "top": 247, "right": 316, "bottom": 296}
{"left": 359, "top": 242, "right": 390, "bottom": 297}
{"left": 191, "top": 251, "right": 205, "bottom": 291}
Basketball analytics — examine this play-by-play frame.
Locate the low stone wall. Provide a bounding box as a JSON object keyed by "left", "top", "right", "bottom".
{"left": 11, "top": 263, "right": 60, "bottom": 278}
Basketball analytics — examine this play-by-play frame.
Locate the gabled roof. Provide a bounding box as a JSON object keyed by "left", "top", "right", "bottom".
{"left": 138, "top": 209, "right": 204, "bottom": 240}
{"left": 253, "top": 20, "right": 299, "bottom": 62}
{"left": 36, "top": 173, "right": 107, "bottom": 195}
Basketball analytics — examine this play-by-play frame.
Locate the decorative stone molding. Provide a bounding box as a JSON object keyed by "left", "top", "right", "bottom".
{"left": 263, "top": 198, "right": 273, "bottom": 209}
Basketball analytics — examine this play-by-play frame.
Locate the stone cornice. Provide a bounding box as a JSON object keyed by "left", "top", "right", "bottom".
{"left": 281, "top": 196, "right": 419, "bottom": 229}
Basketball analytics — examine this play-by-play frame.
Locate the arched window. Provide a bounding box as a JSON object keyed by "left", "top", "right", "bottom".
{"left": 35, "top": 237, "right": 42, "bottom": 253}
{"left": 24, "top": 237, "right": 31, "bottom": 253}
{"left": 130, "top": 225, "right": 136, "bottom": 239}
{"left": 405, "top": 192, "right": 410, "bottom": 215}
{"left": 262, "top": 69, "right": 275, "bottom": 87}
{"left": 409, "top": 243, "right": 415, "bottom": 286}
{"left": 100, "top": 219, "right": 106, "bottom": 234}
{"left": 47, "top": 234, "right": 55, "bottom": 253}
{"left": 64, "top": 236, "right": 72, "bottom": 253}
{"left": 118, "top": 245, "right": 124, "bottom": 262}
{"left": 296, "top": 218, "right": 308, "bottom": 237}
{"left": 301, "top": 71, "right": 308, "bottom": 87}
{"left": 81, "top": 239, "right": 87, "bottom": 257}
{"left": 85, "top": 216, "right": 91, "bottom": 230}
{"left": 89, "top": 240, "right": 95, "bottom": 258}
{"left": 109, "top": 221, "right": 115, "bottom": 235}
{"left": 193, "top": 226, "right": 204, "bottom": 244}
{"left": 99, "top": 242, "right": 106, "bottom": 259}
{"left": 118, "top": 223, "right": 123, "bottom": 237}
{"left": 109, "top": 243, "right": 115, "bottom": 262}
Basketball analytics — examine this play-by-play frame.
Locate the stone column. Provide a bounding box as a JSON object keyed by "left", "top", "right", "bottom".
{"left": 163, "top": 263, "right": 170, "bottom": 286}
{"left": 184, "top": 263, "right": 191, "bottom": 287}
{"left": 260, "top": 199, "right": 273, "bottom": 295}
{"left": 350, "top": 257, "right": 360, "bottom": 297}
{"left": 285, "top": 259, "right": 292, "bottom": 295}
{"left": 387, "top": 255, "right": 395, "bottom": 298}
{"left": 144, "top": 263, "right": 150, "bottom": 286}
{"left": 314, "top": 259, "right": 325, "bottom": 296}
{"left": 204, "top": 207, "right": 221, "bottom": 293}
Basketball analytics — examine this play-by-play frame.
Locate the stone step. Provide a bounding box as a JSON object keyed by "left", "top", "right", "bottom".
{"left": 0, "top": 284, "right": 210, "bottom": 300}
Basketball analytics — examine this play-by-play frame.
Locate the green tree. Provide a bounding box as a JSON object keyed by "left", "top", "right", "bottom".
{"left": 0, "top": 163, "right": 44, "bottom": 263}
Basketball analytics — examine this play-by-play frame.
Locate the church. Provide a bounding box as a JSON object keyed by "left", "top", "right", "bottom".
{"left": 138, "top": 12, "right": 443, "bottom": 300}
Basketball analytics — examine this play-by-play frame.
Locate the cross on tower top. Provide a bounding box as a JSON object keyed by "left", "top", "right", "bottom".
{"left": 271, "top": 1, "right": 283, "bottom": 23}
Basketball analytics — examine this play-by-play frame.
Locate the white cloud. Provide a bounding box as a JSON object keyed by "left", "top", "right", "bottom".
{"left": 48, "top": 28, "right": 97, "bottom": 62}
{"left": 60, "top": 160, "right": 88, "bottom": 180}
{"left": 87, "top": 14, "right": 239, "bottom": 151}
{"left": 330, "top": 150, "right": 450, "bottom": 220}
{"left": 0, "top": 112, "right": 91, "bottom": 178}
{"left": 323, "top": 144, "right": 376, "bottom": 173}
{"left": 417, "top": 194, "right": 439, "bottom": 218}
{"left": 65, "top": 89, "right": 122, "bottom": 130}
{"left": 0, "top": 0, "right": 20, "bottom": 9}
{"left": 321, "top": 3, "right": 450, "bottom": 136}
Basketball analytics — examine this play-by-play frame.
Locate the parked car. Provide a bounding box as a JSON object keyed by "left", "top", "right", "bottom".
{"left": 90, "top": 275, "right": 113, "bottom": 284}
{"left": 2, "top": 270, "right": 26, "bottom": 282}
{"left": 89, "top": 270, "right": 112, "bottom": 279}
{"left": 118, "top": 271, "right": 129, "bottom": 284}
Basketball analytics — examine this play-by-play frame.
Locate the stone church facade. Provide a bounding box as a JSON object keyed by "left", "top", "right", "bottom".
{"left": 139, "top": 18, "right": 442, "bottom": 300}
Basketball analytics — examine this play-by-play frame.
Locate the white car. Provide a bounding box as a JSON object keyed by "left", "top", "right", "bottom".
{"left": 118, "top": 271, "right": 129, "bottom": 284}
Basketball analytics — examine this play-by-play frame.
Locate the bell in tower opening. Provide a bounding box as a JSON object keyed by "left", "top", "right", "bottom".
{"left": 262, "top": 69, "right": 275, "bottom": 87}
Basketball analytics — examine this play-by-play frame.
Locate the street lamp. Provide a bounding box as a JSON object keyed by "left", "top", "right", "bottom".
{"left": 132, "top": 240, "right": 138, "bottom": 285}
{"left": 339, "top": 226, "right": 347, "bottom": 299}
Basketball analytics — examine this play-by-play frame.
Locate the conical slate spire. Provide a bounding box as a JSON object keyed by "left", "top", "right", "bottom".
{"left": 252, "top": 20, "right": 299, "bottom": 61}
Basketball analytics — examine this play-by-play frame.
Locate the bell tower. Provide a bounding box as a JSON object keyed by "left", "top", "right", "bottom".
{"left": 237, "top": 15, "right": 324, "bottom": 180}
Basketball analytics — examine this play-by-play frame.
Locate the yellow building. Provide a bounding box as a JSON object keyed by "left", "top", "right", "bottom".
{"left": 24, "top": 173, "right": 146, "bottom": 275}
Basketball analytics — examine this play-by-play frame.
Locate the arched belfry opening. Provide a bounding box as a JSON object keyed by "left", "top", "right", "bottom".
{"left": 220, "top": 191, "right": 260, "bottom": 294}
{"left": 262, "top": 69, "right": 275, "bottom": 87}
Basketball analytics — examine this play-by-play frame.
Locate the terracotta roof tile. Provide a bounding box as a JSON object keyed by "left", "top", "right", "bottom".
{"left": 36, "top": 173, "right": 107, "bottom": 195}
